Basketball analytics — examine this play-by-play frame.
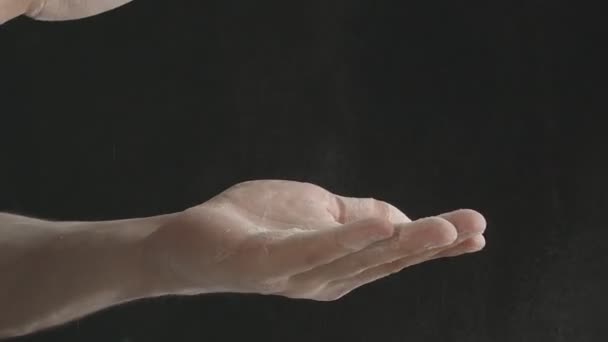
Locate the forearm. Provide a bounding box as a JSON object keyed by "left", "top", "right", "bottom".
{"left": 0, "top": 212, "right": 176, "bottom": 338}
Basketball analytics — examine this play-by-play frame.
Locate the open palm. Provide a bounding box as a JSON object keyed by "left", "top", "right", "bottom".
{"left": 146, "top": 180, "right": 486, "bottom": 301}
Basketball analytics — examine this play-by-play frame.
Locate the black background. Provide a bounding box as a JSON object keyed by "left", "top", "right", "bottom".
{"left": 1, "top": 0, "right": 607, "bottom": 341}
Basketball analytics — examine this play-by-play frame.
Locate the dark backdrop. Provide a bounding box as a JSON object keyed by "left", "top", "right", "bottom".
{"left": 1, "top": 1, "right": 607, "bottom": 341}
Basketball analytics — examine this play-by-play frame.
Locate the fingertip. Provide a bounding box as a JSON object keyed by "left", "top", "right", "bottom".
{"left": 467, "top": 234, "right": 486, "bottom": 252}
{"left": 455, "top": 234, "right": 486, "bottom": 254}
{"left": 440, "top": 209, "right": 487, "bottom": 235}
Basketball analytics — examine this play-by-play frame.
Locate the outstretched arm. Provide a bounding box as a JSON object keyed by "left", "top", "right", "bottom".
{"left": 0, "top": 180, "right": 486, "bottom": 338}
{"left": 0, "top": 212, "right": 175, "bottom": 337}
{"left": 0, "top": 0, "right": 133, "bottom": 24}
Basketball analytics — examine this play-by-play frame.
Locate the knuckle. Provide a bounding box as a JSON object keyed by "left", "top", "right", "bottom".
{"left": 371, "top": 198, "right": 392, "bottom": 221}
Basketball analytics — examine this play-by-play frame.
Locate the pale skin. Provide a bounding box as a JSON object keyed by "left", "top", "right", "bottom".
{"left": 1, "top": 180, "right": 486, "bottom": 338}
{"left": 1, "top": 1, "right": 486, "bottom": 338}
{"left": 0, "top": 0, "right": 134, "bottom": 24}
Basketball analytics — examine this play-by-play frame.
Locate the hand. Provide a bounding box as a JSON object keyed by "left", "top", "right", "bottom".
{"left": 144, "top": 180, "right": 486, "bottom": 301}
{"left": 24, "top": 0, "right": 132, "bottom": 21}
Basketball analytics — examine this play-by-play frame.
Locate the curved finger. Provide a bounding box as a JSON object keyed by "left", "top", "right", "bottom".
{"left": 313, "top": 209, "right": 485, "bottom": 283}
{"left": 429, "top": 234, "right": 486, "bottom": 259}
{"left": 438, "top": 209, "right": 486, "bottom": 237}
{"left": 287, "top": 217, "right": 457, "bottom": 284}
{"left": 332, "top": 208, "right": 485, "bottom": 279}
{"left": 324, "top": 234, "right": 486, "bottom": 297}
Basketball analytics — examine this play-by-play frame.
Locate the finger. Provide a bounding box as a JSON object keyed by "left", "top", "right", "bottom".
{"left": 287, "top": 217, "right": 457, "bottom": 284}
{"left": 429, "top": 234, "right": 486, "bottom": 259}
{"left": 336, "top": 209, "right": 485, "bottom": 277}
{"left": 387, "top": 202, "right": 411, "bottom": 223}
{"left": 311, "top": 209, "right": 486, "bottom": 296}
{"left": 437, "top": 209, "right": 486, "bottom": 237}
{"left": 317, "top": 209, "right": 485, "bottom": 283}
{"left": 332, "top": 196, "right": 411, "bottom": 224}
{"left": 328, "top": 231, "right": 480, "bottom": 286}
{"left": 269, "top": 218, "right": 395, "bottom": 276}
{"left": 324, "top": 234, "right": 486, "bottom": 297}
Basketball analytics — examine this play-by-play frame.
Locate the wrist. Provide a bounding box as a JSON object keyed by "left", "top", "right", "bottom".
{"left": 139, "top": 206, "right": 234, "bottom": 297}
{"left": 139, "top": 210, "right": 208, "bottom": 297}
{"left": 77, "top": 213, "right": 182, "bottom": 301}
{"left": 28, "top": 214, "right": 180, "bottom": 305}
